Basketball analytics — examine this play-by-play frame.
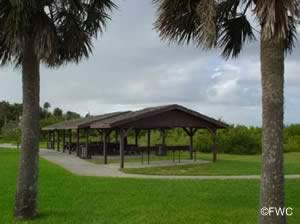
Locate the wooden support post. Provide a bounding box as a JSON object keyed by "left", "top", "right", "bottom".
{"left": 119, "top": 129, "right": 126, "bottom": 169}
{"left": 76, "top": 129, "right": 80, "bottom": 157}
{"left": 48, "top": 131, "right": 51, "bottom": 149}
{"left": 103, "top": 130, "right": 108, "bottom": 165}
{"left": 212, "top": 129, "right": 217, "bottom": 162}
{"left": 209, "top": 128, "right": 217, "bottom": 162}
{"left": 118, "top": 128, "right": 131, "bottom": 168}
{"left": 159, "top": 129, "right": 165, "bottom": 156}
{"left": 138, "top": 130, "right": 143, "bottom": 164}
{"left": 57, "top": 130, "right": 60, "bottom": 151}
{"left": 96, "top": 129, "right": 103, "bottom": 157}
{"left": 85, "top": 128, "right": 89, "bottom": 159}
{"left": 50, "top": 131, "right": 53, "bottom": 149}
{"left": 147, "top": 129, "right": 151, "bottom": 164}
{"left": 47, "top": 131, "right": 50, "bottom": 149}
{"left": 183, "top": 128, "right": 197, "bottom": 160}
{"left": 53, "top": 131, "right": 56, "bottom": 150}
{"left": 53, "top": 131, "right": 55, "bottom": 149}
{"left": 189, "top": 133, "right": 193, "bottom": 160}
{"left": 69, "top": 130, "right": 72, "bottom": 154}
{"left": 62, "top": 130, "right": 66, "bottom": 152}
{"left": 107, "top": 130, "right": 111, "bottom": 149}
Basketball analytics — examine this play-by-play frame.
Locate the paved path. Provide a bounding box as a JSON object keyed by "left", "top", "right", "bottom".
{"left": 38, "top": 149, "right": 300, "bottom": 180}
{"left": 2, "top": 145, "right": 300, "bottom": 180}
{"left": 0, "top": 143, "right": 17, "bottom": 149}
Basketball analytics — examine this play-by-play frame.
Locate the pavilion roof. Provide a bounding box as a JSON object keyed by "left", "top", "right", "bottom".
{"left": 42, "top": 104, "right": 227, "bottom": 131}
{"left": 90, "top": 104, "right": 227, "bottom": 129}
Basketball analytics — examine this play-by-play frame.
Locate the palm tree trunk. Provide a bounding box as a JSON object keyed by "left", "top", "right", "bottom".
{"left": 259, "top": 35, "right": 285, "bottom": 224}
{"left": 14, "top": 39, "right": 40, "bottom": 219}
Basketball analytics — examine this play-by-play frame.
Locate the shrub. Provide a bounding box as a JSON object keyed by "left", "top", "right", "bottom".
{"left": 194, "top": 131, "right": 212, "bottom": 153}
{"left": 217, "top": 126, "right": 261, "bottom": 154}
{"left": 284, "top": 136, "right": 300, "bottom": 152}
{"left": 0, "top": 120, "right": 21, "bottom": 144}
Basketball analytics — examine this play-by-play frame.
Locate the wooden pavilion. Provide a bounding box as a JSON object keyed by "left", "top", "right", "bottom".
{"left": 42, "top": 104, "right": 227, "bottom": 168}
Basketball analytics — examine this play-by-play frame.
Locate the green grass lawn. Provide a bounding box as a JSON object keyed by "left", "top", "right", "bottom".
{"left": 122, "top": 152, "right": 300, "bottom": 176}
{"left": 1, "top": 149, "right": 300, "bottom": 223}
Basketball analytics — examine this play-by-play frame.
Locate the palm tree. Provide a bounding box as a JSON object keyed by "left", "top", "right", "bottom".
{"left": 43, "top": 102, "right": 51, "bottom": 112}
{"left": 153, "top": 0, "right": 299, "bottom": 223}
{"left": 0, "top": 0, "right": 116, "bottom": 219}
{"left": 43, "top": 102, "right": 51, "bottom": 118}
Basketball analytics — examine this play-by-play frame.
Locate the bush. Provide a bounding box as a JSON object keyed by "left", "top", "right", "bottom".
{"left": 166, "top": 126, "right": 263, "bottom": 155}
{"left": 217, "top": 126, "right": 261, "bottom": 154}
{"left": 194, "top": 130, "right": 212, "bottom": 153}
{"left": 284, "top": 136, "right": 300, "bottom": 152}
{"left": 0, "top": 120, "right": 21, "bottom": 145}
{"left": 285, "top": 124, "right": 300, "bottom": 136}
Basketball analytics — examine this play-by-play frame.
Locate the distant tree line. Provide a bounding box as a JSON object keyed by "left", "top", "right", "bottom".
{"left": 1, "top": 100, "right": 299, "bottom": 154}
{"left": 0, "top": 101, "right": 80, "bottom": 143}
{"left": 125, "top": 125, "right": 300, "bottom": 154}
{"left": 163, "top": 125, "right": 300, "bottom": 154}
{"left": 94, "top": 125, "right": 300, "bottom": 155}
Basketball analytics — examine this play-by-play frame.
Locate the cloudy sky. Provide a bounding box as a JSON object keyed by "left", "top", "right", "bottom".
{"left": 1, "top": 0, "right": 299, "bottom": 126}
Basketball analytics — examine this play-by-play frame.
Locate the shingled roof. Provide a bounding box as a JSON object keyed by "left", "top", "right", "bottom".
{"left": 42, "top": 104, "right": 227, "bottom": 131}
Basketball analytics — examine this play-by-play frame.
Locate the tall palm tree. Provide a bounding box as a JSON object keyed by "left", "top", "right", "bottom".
{"left": 153, "top": 0, "right": 299, "bottom": 223}
{"left": 0, "top": 0, "right": 116, "bottom": 219}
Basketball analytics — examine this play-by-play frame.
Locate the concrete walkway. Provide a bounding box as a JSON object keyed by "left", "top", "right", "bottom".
{"left": 2, "top": 145, "right": 300, "bottom": 180}
{"left": 38, "top": 149, "right": 300, "bottom": 180}
{"left": 0, "top": 143, "right": 17, "bottom": 149}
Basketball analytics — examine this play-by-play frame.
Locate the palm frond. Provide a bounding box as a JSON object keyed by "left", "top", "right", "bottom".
{"left": 154, "top": 0, "right": 202, "bottom": 45}
{"left": 153, "top": 0, "right": 257, "bottom": 59}
{"left": 33, "top": 11, "right": 59, "bottom": 61}
{"left": 218, "top": 0, "right": 253, "bottom": 18}
{"left": 154, "top": 0, "right": 221, "bottom": 48}
{"left": 218, "top": 15, "right": 255, "bottom": 59}
{"left": 218, "top": 0, "right": 241, "bottom": 18}
{"left": 284, "top": 16, "right": 298, "bottom": 54}
{"left": 0, "top": 0, "right": 116, "bottom": 67}
{"left": 83, "top": 0, "right": 116, "bottom": 37}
